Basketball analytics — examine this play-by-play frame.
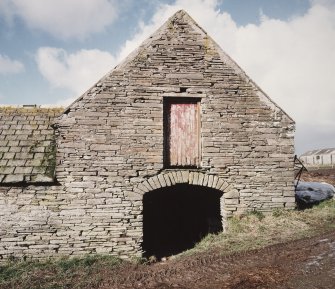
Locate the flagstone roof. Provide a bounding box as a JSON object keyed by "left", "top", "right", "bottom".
{"left": 0, "top": 106, "right": 63, "bottom": 184}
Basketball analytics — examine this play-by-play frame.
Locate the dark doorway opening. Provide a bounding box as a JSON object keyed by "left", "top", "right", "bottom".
{"left": 143, "top": 184, "right": 223, "bottom": 258}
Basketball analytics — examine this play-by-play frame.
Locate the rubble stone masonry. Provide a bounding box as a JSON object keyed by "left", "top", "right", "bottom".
{"left": 0, "top": 10, "right": 295, "bottom": 261}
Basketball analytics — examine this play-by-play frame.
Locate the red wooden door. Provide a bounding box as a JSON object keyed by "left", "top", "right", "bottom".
{"left": 167, "top": 101, "right": 200, "bottom": 167}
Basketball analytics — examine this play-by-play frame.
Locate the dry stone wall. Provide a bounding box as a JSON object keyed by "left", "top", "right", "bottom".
{"left": 0, "top": 184, "right": 141, "bottom": 260}
{"left": 0, "top": 10, "right": 295, "bottom": 261}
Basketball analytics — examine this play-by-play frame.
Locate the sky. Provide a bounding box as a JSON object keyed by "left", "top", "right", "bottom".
{"left": 0, "top": 0, "right": 334, "bottom": 155}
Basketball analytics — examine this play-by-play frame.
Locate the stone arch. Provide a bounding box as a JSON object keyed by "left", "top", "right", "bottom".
{"left": 133, "top": 170, "right": 234, "bottom": 196}
{"left": 135, "top": 171, "right": 237, "bottom": 258}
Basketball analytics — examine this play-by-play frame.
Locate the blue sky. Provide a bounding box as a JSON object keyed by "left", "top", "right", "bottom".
{"left": 0, "top": 0, "right": 334, "bottom": 154}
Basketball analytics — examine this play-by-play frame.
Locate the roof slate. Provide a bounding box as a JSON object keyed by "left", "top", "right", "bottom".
{"left": 0, "top": 107, "right": 63, "bottom": 184}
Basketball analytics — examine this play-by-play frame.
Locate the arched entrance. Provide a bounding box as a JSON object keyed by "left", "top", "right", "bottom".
{"left": 142, "top": 184, "right": 223, "bottom": 258}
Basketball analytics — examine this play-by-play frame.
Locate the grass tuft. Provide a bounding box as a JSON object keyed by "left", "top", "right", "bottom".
{"left": 181, "top": 199, "right": 335, "bottom": 257}
{"left": 248, "top": 209, "right": 265, "bottom": 220}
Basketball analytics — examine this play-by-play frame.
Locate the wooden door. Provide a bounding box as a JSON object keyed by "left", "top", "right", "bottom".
{"left": 166, "top": 100, "right": 200, "bottom": 167}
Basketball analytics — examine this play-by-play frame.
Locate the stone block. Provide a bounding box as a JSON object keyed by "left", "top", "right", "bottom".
{"left": 148, "top": 178, "right": 157, "bottom": 190}
{"left": 203, "top": 174, "right": 209, "bottom": 186}
{"left": 167, "top": 173, "right": 176, "bottom": 185}
{"left": 188, "top": 172, "right": 194, "bottom": 184}
{"left": 137, "top": 183, "right": 149, "bottom": 193}
{"left": 158, "top": 174, "right": 167, "bottom": 187}
{"left": 208, "top": 175, "right": 214, "bottom": 187}
{"left": 3, "top": 174, "right": 24, "bottom": 183}
{"left": 163, "top": 174, "right": 172, "bottom": 187}
{"left": 225, "top": 189, "right": 239, "bottom": 199}
{"left": 151, "top": 176, "right": 161, "bottom": 189}
{"left": 284, "top": 197, "right": 296, "bottom": 203}
{"left": 182, "top": 171, "right": 189, "bottom": 183}
{"left": 142, "top": 180, "right": 153, "bottom": 191}
{"left": 212, "top": 176, "right": 219, "bottom": 188}
{"left": 224, "top": 198, "right": 239, "bottom": 205}
{"left": 198, "top": 173, "right": 204, "bottom": 186}
{"left": 271, "top": 197, "right": 285, "bottom": 203}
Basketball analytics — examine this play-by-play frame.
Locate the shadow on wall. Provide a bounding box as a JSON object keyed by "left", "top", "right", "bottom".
{"left": 142, "top": 184, "right": 223, "bottom": 259}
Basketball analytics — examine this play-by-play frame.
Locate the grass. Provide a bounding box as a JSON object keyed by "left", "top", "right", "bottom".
{"left": 1, "top": 200, "right": 335, "bottom": 288}
{"left": 0, "top": 255, "right": 122, "bottom": 289}
{"left": 182, "top": 199, "right": 335, "bottom": 256}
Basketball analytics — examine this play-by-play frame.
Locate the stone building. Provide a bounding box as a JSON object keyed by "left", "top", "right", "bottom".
{"left": 0, "top": 10, "right": 295, "bottom": 261}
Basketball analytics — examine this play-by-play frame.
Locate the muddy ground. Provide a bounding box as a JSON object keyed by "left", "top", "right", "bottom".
{"left": 98, "top": 230, "right": 335, "bottom": 289}
{"left": 301, "top": 168, "right": 335, "bottom": 186}
{"left": 96, "top": 170, "right": 335, "bottom": 289}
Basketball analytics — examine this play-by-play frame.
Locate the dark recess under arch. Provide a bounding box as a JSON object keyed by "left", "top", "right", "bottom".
{"left": 142, "top": 184, "right": 223, "bottom": 258}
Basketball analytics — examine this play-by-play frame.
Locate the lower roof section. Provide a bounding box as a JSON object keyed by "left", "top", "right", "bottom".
{"left": 0, "top": 106, "right": 63, "bottom": 185}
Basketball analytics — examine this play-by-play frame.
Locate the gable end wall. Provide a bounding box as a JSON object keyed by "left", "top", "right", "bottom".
{"left": 0, "top": 11, "right": 295, "bottom": 261}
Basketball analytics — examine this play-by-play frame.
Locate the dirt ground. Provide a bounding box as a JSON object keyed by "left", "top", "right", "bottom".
{"left": 96, "top": 169, "right": 335, "bottom": 289}
{"left": 301, "top": 168, "right": 335, "bottom": 186}
{"left": 98, "top": 229, "right": 335, "bottom": 289}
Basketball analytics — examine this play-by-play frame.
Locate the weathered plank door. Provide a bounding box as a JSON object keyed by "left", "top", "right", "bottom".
{"left": 167, "top": 100, "right": 200, "bottom": 167}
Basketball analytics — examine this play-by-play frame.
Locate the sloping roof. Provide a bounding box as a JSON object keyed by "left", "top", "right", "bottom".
{"left": 0, "top": 106, "right": 63, "bottom": 184}
{"left": 59, "top": 10, "right": 294, "bottom": 124}
{"left": 300, "top": 148, "right": 335, "bottom": 157}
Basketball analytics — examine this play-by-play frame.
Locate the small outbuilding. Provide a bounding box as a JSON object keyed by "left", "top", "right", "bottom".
{"left": 300, "top": 148, "right": 335, "bottom": 169}
{"left": 0, "top": 10, "right": 295, "bottom": 260}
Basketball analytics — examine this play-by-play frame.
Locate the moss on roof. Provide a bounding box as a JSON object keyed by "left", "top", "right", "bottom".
{"left": 0, "top": 106, "right": 63, "bottom": 184}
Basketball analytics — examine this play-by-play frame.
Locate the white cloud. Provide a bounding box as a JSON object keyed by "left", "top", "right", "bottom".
{"left": 227, "top": 3, "right": 335, "bottom": 153}
{"left": 117, "top": 0, "right": 237, "bottom": 61}
{"left": 117, "top": 0, "right": 335, "bottom": 128}
{"left": 0, "top": 54, "right": 24, "bottom": 74}
{"left": 233, "top": 4, "right": 335, "bottom": 124}
{"left": 0, "top": 0, "right": 118, "bottom": 39}
{"left": 34, "top": 0, "right": 335, "bottom": 153}
{"left": 132, "top": 0, "right": 334, "bottom": 154}
{"left": 36, "top": 47, "right": 116, "bottom": 95}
